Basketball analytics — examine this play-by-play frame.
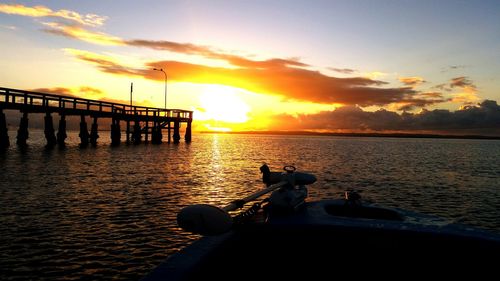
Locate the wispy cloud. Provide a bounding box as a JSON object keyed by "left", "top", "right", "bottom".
{"left": 441, "top": 65, "right": 467, "bottom": 73}
{"left": 0, "top": 24, "right": 16, "bottom": 30}
{"left": 63, "top": 48, "right": 145, "bottom": 76}
{"left": 42, "top": 22, "right": 123, "bottom": 46}
{"left": 0, "top": 3, "right": 107, "bottom": 26}
{"left": 328, "top": 67, "right": 356, "bottom": 74}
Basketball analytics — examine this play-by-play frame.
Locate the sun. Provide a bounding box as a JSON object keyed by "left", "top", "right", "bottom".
{"left": 196, "top": 84, "right": 251, "bottom": 124}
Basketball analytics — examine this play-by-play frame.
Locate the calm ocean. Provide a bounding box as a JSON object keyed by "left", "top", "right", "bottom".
{"left": 1, "top": 130, "right": 499, "bottom": 280}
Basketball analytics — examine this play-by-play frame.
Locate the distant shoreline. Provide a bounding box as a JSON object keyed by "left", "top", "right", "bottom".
{"left": 200, "top": 130, "right": 500, "bottom": 140}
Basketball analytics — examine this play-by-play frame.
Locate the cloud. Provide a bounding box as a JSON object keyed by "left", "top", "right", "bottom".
{"left": 399, "top": 76, "right": 425, "bottom": 87}
{"left": 0, "top": 3, "right": 107, "bottom": 26}
{"left": 450, "top": 76, "right": 476, "bottom": 89}
{"left": 267, "top": 100, "right": 500, "bottom": 135}
{"left": 0, "top": 24, "right": 16, "bottom": 30}
{"left": 42, "top": 22, "right": 123, "bottom": 46}
{"left": 2, "top": 3, "right": 449, "bottom": 110}
{"left": 103, "top": 38, "right": 310, "bottom": 69}
{"left": 328, "top": 67, "right": 356, "bottom": 74}
{"left": 448, "top": 76, "right": 479, "bottom": 105}
{"left": 441, "top": 65, "right": 467, "bottom": 73}
{"left": 394, "top": 92, "right": 448, "bottom": 111}
{"left": 65, "top": 48, "right": 445, "bottom": 108}
{"left": 30, "top": 86, "right": 154, "bottom": 107}
{"left": 364, "top": 71, "right": 387, "bottom": 80}
{"left": 44, "top": 21, "right": 436, "bottom": 108}
{"left": 63, "top": 48, "right": 144, "bottom": 76}
{"left": 31, "top": 86, "right": 104, "bottom": 99}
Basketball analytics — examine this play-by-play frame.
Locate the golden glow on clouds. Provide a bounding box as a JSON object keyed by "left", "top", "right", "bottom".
{"left": 2, "top": 2, "right": 497, "bottom": 135}
{"left": 0, "top": 3, "right": 107, "bottom": 26}
{"left": 364, "top": 71, "right": 387, "bottom": 80}
{"left": 450, "top": 88, "right": 480, "bottom": 104}
{"left": 43, "top": 22, "right": 123, "bottom": 46}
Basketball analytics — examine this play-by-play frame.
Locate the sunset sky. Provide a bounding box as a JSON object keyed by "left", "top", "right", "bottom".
{"left": 1, "top": 1, "right": 499, "bottom": 134}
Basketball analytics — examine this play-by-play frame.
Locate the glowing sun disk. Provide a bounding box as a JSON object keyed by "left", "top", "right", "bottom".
{"left": 198, "top": 85, "right": 250, "bottom": 123}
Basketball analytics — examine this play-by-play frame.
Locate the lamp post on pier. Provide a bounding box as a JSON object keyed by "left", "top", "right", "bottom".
{"left": 153, "top": 68, "right": 167, "bottom": 110}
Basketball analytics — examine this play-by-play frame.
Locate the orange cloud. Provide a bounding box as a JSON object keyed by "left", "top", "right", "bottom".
{"left": 399, "top": 76, "right": 425, "bottom": 87}
{"left": 66, "top": 48, "right": 444, "bottom": 108}
{"left": 449, "top": 76, "right": 479, "bottom": 105}
{"left": 0, "top": 3, "right": 107, "bottom": 26}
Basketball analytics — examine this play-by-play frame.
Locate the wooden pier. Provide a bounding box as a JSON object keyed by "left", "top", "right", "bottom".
{"left": 0, "top": 87, "right": 193, "bottom": 148}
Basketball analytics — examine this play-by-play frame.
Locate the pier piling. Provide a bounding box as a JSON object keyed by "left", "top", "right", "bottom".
{"left": 173, "top": 121, "right": 180, "bottom": 144}
{"left": 110, "top": 118, "right": 121, "bottom": 146}
{"left": 0, "top": 108, "right": 9, "bottom": 148}
{"left": 16, "top": 112, "right": 29, "bottom": 146}
{"left": 44, "top": 112, "right": 57, "bottom": 147}
{"left": 126, "top": 120, "right": 130, "bottom": 144}
{"left": 79, "top": 115, "right": 89, "bottom": 147}
{"left": 90, "top": 117, "right": 99, "bottom": 146}
{"left": 57, "top": 114, "right": 67, "bottom": 146}
{"left": 132, "top": 120, "right": 141, "bottom": 144}
{"left": 185, "top": 120, "right": 192, "bottom": 143}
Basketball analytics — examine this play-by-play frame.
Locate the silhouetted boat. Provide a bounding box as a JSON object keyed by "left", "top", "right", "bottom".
{"left": 142, "top": 165, "right": 500, "bottom": 280}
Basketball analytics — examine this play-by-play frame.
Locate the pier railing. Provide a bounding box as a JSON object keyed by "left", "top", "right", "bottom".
{"left": 0, "top": 87, "right": 192, "bottom": 119}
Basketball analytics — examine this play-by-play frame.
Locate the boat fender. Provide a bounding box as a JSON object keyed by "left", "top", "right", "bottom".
{"left": 177, "top": 204, "right": 233, "bottom": 236}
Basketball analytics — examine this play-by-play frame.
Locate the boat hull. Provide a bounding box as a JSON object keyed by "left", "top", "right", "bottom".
{"left": 143, "top": 200, "right": 500, "bottom": 280}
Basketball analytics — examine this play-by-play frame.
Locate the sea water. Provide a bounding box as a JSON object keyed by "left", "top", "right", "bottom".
{"left": 1, "top": 130, "right": 499, "bottom": 280}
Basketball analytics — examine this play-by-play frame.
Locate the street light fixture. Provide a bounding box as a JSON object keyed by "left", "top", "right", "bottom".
{"left": 153, "top": 68, "right": 167, "bottom": 110}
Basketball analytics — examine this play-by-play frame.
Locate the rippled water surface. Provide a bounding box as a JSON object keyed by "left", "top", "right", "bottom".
{"left": 1, "top": 131, "right": 499, "bottom": 280}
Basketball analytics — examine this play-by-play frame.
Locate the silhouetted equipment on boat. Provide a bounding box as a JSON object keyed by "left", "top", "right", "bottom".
{"left": 144, "top": 165, "right": 500, "bottom": 280}
{"left": 0, "top": 87, "right": 193, "bottom": 149}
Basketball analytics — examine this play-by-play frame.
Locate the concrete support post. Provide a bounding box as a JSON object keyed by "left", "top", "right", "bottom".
{"left": 167, "top": 122, "right": 171, "bottom": 143}
{"left": 90, "top": 117, "right": 99, "bottom": 146}
{"left": 79, "top": 115, "right": 89, "bottom": 147}
{"left": 126, "top": 120, "right": 130, "bottom": 144}
{"left": 132, "top": 119, "right": 141, "bottom": 145}
{"left": 145, "top": 120, "right": 149, "bottom": 143}
{"left": 151, "top": 115, "right": 162, "bottom": 144}
{"left": 44, "top": 112, "right": 57, "bottom": 147}
{"left": 110, "top": 118, "right": 121, "bottom": 146}
{"left": 0, "top": 109, "right": 10, "bottom": 149}
{"left": 16, "top": 112, "right": 29, "bottom": 146}
{"left": 56, "top": 114, "right": 67, "bottom": 146}
{"left": 173, "top": 121, "right": 180, "bottom": 144}
{"left": 185, "top": 120, "right": 192, "bottom": 143}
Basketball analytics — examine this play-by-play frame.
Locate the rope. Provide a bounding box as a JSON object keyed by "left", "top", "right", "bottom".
{"left": 233, "top": 201, "right": 264, "bottom": 225}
